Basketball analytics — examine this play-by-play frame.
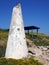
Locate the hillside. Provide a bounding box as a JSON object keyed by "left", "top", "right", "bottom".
{"left": 26, "top": 32, "right": 49, "bottom": 46}
{"left": 0, "top": 29, "right": 49, "bottom": 57}
{"left": 0, "top": 29, "right": 45, "bottom": 65}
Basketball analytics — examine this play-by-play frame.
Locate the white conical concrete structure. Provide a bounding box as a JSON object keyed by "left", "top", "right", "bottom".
{"left": 5, "top": 3, "right": 28, "bottom": 59}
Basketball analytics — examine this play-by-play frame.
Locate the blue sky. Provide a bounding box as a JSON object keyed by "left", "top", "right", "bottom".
{"left": 0, "top": 0, "right": 49, "bottom": 35}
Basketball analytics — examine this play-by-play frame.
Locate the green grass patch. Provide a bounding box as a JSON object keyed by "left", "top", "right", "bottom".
{"left": 0, "top": 56, "right": 44, "bottom": 65}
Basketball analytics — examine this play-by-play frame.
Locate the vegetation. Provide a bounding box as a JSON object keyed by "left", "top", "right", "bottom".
{"left": 26, "top": 32, "right": 49, "bottom": 46}
{"left": 0, "top": 29, "right": 49, "bottom": 65}
{"left": 0, "top": 29, "right": 49, "bottom": 57}
{"left": 0, "top": 29, "right": 8, "bottom": 57}
{"left": 0, "top": 56, "right": 44, "bottom": 65}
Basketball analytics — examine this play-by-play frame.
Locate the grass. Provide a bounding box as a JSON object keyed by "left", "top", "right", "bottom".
{"left": 0, "top": 29, "right": 8, "bottom": 57}
{"left": 26, "top": 32, "right": 49, "bottom": 46}
{"left": 0, "top": 29, "right": 49, "bottom": 65}
{"left": 0, "top": 56, "right": 44, "bottom": 65}
{"left": 0, "top": 29, "right": 49, "bottom": 57}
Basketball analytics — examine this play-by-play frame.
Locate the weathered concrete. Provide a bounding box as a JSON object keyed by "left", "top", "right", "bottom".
{"left": 5, "top": 3, "right": 28, "bottom": 59}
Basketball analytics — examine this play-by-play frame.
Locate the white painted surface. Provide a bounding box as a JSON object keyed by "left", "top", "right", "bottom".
{"left": 5, "top": 3, "right": 28, "bottom": 59}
